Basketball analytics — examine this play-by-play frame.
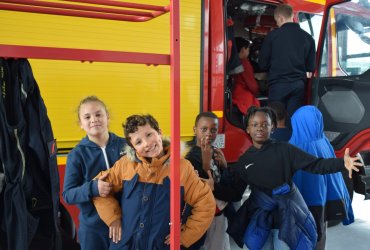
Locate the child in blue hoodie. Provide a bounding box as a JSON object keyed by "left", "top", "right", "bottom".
{"left": 290, "top": 106, "right": 354, "bottom": 250}
{"left": 63, "top": 96, "right": 126, "bottom": 250}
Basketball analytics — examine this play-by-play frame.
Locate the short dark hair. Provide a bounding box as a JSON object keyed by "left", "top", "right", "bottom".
{"left": 186, "top": 111, "right": 218, "bottom": 146}
{"left": 235, "top": 37, "right": 252, "bottom": 53}
{"left": 269, "top": 101, "right": 287, "bottom": 122}
{"left": 194, "top": 111, "right": 218, "bottom": 126}
{"left": 123, "top": 114, "right": 160, "bottom": 147}
{"left": 244, "top": 106, "right": 277, "bottom": 128}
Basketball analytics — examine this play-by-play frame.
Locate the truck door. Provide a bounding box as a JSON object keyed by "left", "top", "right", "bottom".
{"left": 312, "top": 0, "right": 370, "bottom": 155}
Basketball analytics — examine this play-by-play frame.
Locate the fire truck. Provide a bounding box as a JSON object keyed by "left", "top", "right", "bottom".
{"left": 1, "top": 0, "right": 370, "bottom": 248}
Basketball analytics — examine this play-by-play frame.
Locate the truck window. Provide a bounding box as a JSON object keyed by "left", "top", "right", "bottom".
{"left": 319, "top": 0, "right": 370, "bottom": 77}
{"left": 298, "top": 12, "right": 323, "bottom": 50}
{"left": 337, "top": 16, "right": 370, "bottom": 76}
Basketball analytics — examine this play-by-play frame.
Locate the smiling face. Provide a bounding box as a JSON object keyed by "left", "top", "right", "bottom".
{"left": 194, "top": 116, "right": 219, "bottom": 147}
{"left": 129, "top": 124, "right": 164, "bottom": 159}
{"left": 79, "top": 101, "right": 109, "bottom": 140}
{"left": 246, "top": 111, "right": 273, "bottom": 148}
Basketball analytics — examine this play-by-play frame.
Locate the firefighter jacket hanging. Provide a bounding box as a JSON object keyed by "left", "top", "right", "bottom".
{"left": 0, "top": 58, "right": 61, "bottom": 250}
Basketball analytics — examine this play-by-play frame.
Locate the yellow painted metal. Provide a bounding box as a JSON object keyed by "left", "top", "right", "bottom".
{"left": 0, "top": 0, "right": 201, "bottom": 150}
{"left": 304, "top": 0, "right": 326, "bottom": 5}
{"left": 212, "top": 110, "right": 224, "bottom": 118}
{"left": 330, "top": 8, "right": 337, "bottom": 77}
{"left": 57, "top": 155, "right": 67, "bottom": 165}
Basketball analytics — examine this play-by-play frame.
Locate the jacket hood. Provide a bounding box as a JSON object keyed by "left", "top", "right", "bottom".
{"left": 289, "top": 105, "right": 335, "bottom": 158}
{"left": 79, "top": 132, "right": 118, "bottom": 148}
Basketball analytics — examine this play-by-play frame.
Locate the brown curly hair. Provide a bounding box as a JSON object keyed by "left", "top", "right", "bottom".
{"left": 123, "top": 114, "right": 160, "bottom": 147}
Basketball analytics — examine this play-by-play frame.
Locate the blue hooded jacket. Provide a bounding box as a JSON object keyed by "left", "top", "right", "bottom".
{"left": 63, "top": 132, "right": 126, "bottom": 227}
{"left": 290, "top": 106, "right": 354, "bottom": 237}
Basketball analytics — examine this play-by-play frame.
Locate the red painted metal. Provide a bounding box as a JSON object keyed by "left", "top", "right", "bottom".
{"left": 289, "top": 0, "right": 325, "bottom": 14}
{"left": 64, "top": 0, "right": 168, "bottom": 12}
{"left": 0, "top": 0, "right": 169, "bottom": 22}
{"left": 1, "top": 0, "right": 154, "bottom": 17}
{"left": 223, "top": 120, "right": 252, "bottom": 163}
{"left": 335, "top": 129, "right": 370, "bottom": 158}
{"left": 206, "top": 0, "right": 254, "bottom": 163}
{"left": 0, "top": 45, "right": 170, "bottom": 65}
{"left": 0, "top": 4, "right": 151, "bottom": 22}
{"left": 58, "top": 164, "right": 80, "bottom": 229}
{"left": 209, "top": 0, "right": 226, "bottom": 130}
{"left": 170, "top": 0, "right": 181, "bottom": 248}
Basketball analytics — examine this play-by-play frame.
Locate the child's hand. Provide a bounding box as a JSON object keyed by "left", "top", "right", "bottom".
{"left": 213, "top": 148, "right": 227, "bottom": 169}
{"left": 201, "top": 170, "right": 214, "bottom": 191}
{"left": 344, "top": 148, "right": 362, "bottom": 178}
{"left": 201, "top": 137, "right": 212, "bottom": 172}
{"left": 164, "top": 234, "right": 170, "bottom": 245}
{"left": 164, "top": 233, "right": 183, "bottom": 245}
{"left": 109, "top": 219, "right": 122, "bottom": 243}
{"left": 98, "top": 172, "right": 113, "bottom": 197}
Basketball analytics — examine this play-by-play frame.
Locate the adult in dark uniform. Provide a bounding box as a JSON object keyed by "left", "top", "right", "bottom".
{"left": 259, "top": 4, "right": 316, "bottom": 118}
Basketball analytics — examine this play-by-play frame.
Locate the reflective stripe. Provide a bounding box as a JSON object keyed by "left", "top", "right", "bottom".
{"left": 1, "top": 163, "right": 6, "bottom": 183}
{"left": 14, "top": 129, "right": 26, "bottom": 180}
{"left": 20, "top": 82, "right": 27, "bottom": 99}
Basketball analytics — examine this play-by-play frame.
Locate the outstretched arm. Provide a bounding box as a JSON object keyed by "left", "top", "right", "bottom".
{"left": 290, "top": 144, "right": 363, "bottom": 176}
{"left": 343, "top": 148, "right": 362, "bottom": 178}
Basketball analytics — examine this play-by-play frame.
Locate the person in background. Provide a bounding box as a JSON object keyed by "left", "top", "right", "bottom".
{"left": 185, "top": 112, "right": 237, "bottom": 250}
{"left": 232, "top": 37, "right": 260, "bottom": 128}
{"left": 63, "top": 96, "right": 127, "bottom": 250}
{"left": 93, "top": 114, "right": 215, "bottom": 249}
{"left": 259, "top": 3, "right": 316, "bottom": 119}
{"left": 269, "top": 101, "right": 292, "bottom": 142}
{"left": 209, "top": 106, "right": 362, "bottom": 250}
{"left": 290, "top": 105, "right": 354, "bottom": 250}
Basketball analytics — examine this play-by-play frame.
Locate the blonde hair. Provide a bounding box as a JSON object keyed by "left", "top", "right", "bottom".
{"left": 274, "top": 4, "right": 293, "bottom": 19}
{"left": 76, "top": 96, "right": 109, "bottom": 122}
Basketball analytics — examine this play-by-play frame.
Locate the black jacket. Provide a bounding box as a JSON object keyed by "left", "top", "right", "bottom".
{"left": 0, "top": 59, "right": 61, "bottom": 250}
{"left": 259, "top": 22, "right": 316, "bottom": 85}
{"left": 214, "top": 140, "right": 345, "bottom": 201}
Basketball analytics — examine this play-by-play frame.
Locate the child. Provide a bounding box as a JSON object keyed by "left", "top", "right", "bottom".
{"left": 93, "top": 114, "right": 215, "bottom": 249}
{"left": 290, "top": 105, "right": 354, "bottom": 250}
{"left": 231, "top": 37, "right": 260, "bottom": 128}
{"left": 185, "top": 112, "right": 238, "bottom": 250}
{"left": 62, "top": 96, "right": 127, "bottom": 250}
{"left": 269, "top": 101, "right": 291, "bottom": 142}
{"left": 223, "top": 106, "right": 361, "bottom": 250}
